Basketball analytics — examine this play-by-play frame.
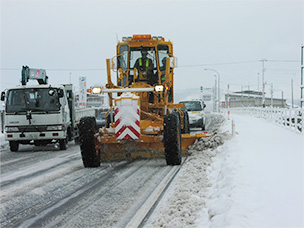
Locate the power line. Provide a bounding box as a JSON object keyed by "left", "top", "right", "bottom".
{"left": 266, "top": 60, "right": 300, "bottom": 63}
{"left": 178, "top": 60, "right": 260, "bottom": 68}
{"left": 0, "top": 59, "right": 299, "bottom": 71}
{"left": 0, "top": 68, "right": 106, "bottom": 71}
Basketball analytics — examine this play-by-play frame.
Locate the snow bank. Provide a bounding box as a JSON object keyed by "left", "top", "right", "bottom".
{"left": 145, "top": 114, "right": 304, "bottom": 228}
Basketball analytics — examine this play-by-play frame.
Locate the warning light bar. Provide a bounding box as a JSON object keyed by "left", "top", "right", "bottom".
{"left": 132, "top": 34, "right": 152, "bottom": 40}
{"left": 122, "top": 35, "right": 165, "bottom": 41}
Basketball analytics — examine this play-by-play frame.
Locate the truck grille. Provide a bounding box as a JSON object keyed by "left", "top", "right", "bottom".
{"left": 18, "top": 125, "right": 48, "bottom": 132}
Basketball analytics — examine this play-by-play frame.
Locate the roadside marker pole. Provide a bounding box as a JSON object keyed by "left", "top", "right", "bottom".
{"left": 227, "top": 84, "right": 230, "bottom": 120}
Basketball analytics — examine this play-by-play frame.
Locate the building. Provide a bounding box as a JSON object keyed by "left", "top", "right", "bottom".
{"left": 224, "top": 90, "right": 286, "bottom": 108}
{"left": 75, "top": 93, "right": 107, "bottom": 108}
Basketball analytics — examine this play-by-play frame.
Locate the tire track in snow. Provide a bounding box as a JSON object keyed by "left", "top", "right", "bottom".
{"left": 9, "top": 160, "right": 151, "bottom": 228}
{"left": 0, "top": 152, "right": 80, "bottom": 188}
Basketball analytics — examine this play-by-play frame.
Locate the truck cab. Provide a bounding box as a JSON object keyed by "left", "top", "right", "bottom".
{"left": 2, "top": 84, "right": 72, "bottom": 151}
{"left": 109, "top": 35, "right": 177, "bottom": 115}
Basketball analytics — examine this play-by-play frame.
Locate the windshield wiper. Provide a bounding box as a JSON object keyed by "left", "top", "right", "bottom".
{"left": 31, "top": 108, "right": 48, "bottom": 112}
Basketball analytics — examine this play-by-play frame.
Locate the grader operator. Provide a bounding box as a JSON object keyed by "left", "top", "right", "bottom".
{"left": 78, "top": 34, "right": 208, "bottom": 168}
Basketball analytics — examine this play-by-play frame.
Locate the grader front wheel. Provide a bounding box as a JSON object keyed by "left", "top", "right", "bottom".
{"left": 164, "top": 112, "right": 182, "bottom": 165}
{"left": 79, "top": 117, "right": 100, "bottom": 167}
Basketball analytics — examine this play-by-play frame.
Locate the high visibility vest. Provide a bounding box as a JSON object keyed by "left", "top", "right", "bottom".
{"left": 139, "top": 58, "right": 149, "bottom": 68}
{"left": 138, "top": 58, "right": 150, "bottom": 80}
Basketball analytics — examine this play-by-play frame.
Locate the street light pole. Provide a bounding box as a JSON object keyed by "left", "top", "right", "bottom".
{"left": 205, "top": 68, "right": 220, "bottom": 112}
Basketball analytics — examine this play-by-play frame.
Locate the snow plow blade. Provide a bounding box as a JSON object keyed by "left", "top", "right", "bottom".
{"left": 94, "top": 132, "right": 211, "bottom": 162}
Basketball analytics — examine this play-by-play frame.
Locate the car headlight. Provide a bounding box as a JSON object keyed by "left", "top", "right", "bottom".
{"left": 5, "top": 127, "right": 19, "bottom": 132}
{"left": 47, "top": 125, "right": 63, "bottom": 131}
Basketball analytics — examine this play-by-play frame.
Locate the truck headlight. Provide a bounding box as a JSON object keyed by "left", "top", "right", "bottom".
{"left": 155, "top": 85, "right": 164, "bottom": 92}
{"left": 5, "top": 127, "right": 19, "bottom": 132}
{"left": 47, "top": 125, "right": 63, "bottom": 131}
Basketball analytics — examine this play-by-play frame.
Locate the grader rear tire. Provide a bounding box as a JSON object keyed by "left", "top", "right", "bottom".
{"left": 164, "top": 112, "right": 182, "bottom": 165}
{"left": 79, "top": 116, "right": 100, "bottom": 168}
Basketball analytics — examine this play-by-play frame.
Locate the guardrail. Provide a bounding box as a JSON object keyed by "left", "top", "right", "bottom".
{"left": 229, "top": 107, "right": 303, "bottom": 134}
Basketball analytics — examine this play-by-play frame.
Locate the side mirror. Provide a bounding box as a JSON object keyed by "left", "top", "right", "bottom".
{"left": 169, "top": 57, "right": 178, "bottom": 68}
{"left": 48, "top": 89, "right": 55, "bottom": 96}
{"left": 111, "top": 56, "right": 118, "bottom": 71}
{"left": 58, "top": 89, "right": 64, "bottom": 98}
{"left": 1, "top": 91, "right": 5, "bottom": 101}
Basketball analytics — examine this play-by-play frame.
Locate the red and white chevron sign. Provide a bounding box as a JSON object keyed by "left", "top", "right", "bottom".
{"left": 114, "top": 105, "right": 140, "bottom": 140}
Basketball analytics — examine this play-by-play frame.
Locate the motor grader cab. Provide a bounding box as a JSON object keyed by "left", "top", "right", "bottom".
{"left": 79, "top": 34, "right": 209, "bottom": 168}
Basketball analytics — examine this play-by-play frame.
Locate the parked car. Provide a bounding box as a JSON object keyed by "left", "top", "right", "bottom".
{"left": 179, "top": 99, "right": 206, "bottom": 130}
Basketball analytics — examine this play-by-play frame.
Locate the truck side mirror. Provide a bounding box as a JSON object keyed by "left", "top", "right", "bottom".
{"left": 1, "top": 91, "right": 5, "bottom": 101}
{"left": 58, "top": 89, "right": 64, "bottom": 98}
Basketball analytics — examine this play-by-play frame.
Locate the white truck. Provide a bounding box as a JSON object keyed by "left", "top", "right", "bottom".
{"left": 179, "top": 99, "right": 206, "bottom": 130}
{"left": 1, "top": 66, "right": 95, "bottom": 152}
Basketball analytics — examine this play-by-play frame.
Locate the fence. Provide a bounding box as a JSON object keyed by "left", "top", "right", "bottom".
{"left": 229, "top": 107, "right": 304, "bottom": 134}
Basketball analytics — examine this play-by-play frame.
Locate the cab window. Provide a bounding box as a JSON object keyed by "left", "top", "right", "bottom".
{"left": 118, "top": 45, "right": 128, "bottom": 70}
{"left": 158, "top": 45, "right": 170, "bottom": 71}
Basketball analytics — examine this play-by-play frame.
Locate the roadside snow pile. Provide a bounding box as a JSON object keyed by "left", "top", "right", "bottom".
{"left": 145, "top": 114, "right": 230, "bottom": 228}
{"left": 188, "top": 114, "right": 228, "bottom": 151}
{"left": 146, "top": 147, "right": 218, "bottom": 227}
{"left": 204, "top": 113, "right": 225, "bottom": 133}
{"left": 188, "top": 134, "right": 226, "bottom": 151}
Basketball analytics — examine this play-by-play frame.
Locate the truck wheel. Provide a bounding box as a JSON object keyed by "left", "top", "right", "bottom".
{"left": 181, "top": 111, "right": 190, "bottom": 134}
{"left": 164, "top": 112, "right": 182, "bottom": 165}
{"left": 59, "top": 139, "right": 67, "bottom": 150}
{"left": 9, "top": 141, "right": 19, "bottom": 152}
{"left": 67, "top": 127, "right": 72, "bottom": 141}
{"left": 79, "top": 116, "right": 100, "bottom": 167}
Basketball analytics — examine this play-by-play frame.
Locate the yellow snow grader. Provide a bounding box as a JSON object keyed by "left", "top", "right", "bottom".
{"left": 79, "top": 34, "right": 209, "bottom": 167}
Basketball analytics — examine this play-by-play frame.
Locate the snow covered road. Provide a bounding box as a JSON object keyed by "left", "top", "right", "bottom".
{"left": 0, "top": 143, "right": 178, "bottom": 227}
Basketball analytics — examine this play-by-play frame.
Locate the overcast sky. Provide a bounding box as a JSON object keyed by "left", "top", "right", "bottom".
{"left": 1, "top": 0, "right": 303, "bottom": 102}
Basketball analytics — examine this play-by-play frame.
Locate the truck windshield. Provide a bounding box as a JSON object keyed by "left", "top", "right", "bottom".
{"left": 6, "top": 88, "right": 60, "bottom": 113}
{"left": 180, "top": 101, "right": 202, "bottom": 111}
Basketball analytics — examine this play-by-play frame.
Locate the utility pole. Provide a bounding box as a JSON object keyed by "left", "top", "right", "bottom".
{"left": 205, "top": 68, "right": 220, "bottom": 112}
{"left": 270, "top": 84, "right": 273, "bottom": 107}
{"left": 261, "top": 59, "right": 267, "bottom": 107}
